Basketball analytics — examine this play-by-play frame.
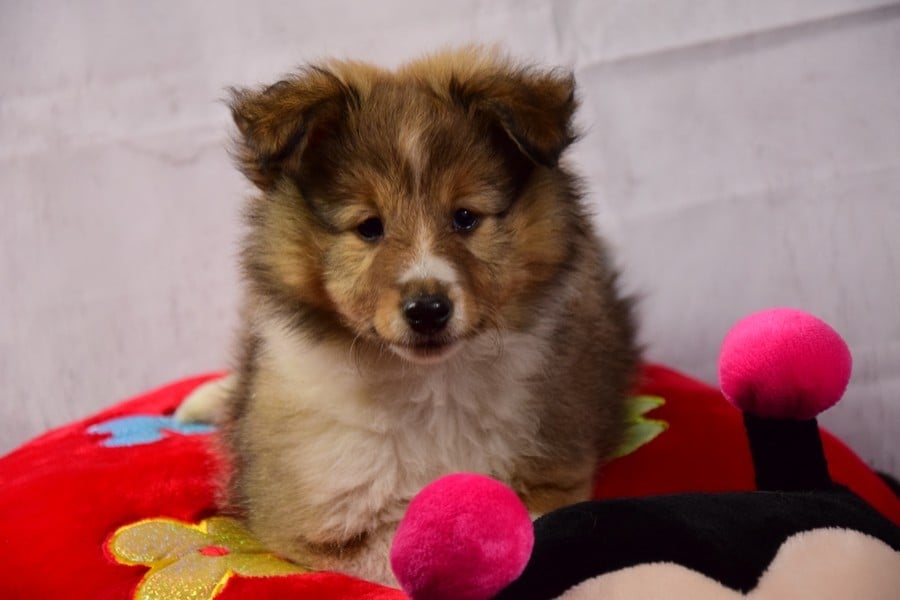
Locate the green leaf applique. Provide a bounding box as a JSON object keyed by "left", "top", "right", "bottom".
{"left": 613, "top": 395, "right": 668, "bottom": 458}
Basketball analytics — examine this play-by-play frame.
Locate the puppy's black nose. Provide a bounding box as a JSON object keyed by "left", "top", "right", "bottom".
{"left": 403, "top": 294, "right": 452, "bottom": 335}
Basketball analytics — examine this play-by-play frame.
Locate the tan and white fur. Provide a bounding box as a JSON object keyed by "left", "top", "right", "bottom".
{"left": 177, "top": 48, "right": 639, "bottom": 585}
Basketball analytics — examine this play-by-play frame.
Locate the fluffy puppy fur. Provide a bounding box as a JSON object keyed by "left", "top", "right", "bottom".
{"left": 179, "top": 48, "right": 639, "bottom": 584}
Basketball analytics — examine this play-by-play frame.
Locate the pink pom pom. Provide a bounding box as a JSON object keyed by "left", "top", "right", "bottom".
{"left": 719, "top": 308, "right": 852, "bottom": 420}
{"left": 390, "top": 473, "right": 534, "bottom": 600}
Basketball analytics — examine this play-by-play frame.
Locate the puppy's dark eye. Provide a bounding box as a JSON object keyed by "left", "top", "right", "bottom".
{"left": 452, "top": 208, "right": 480, "bottom": 232}
{"left": 356, "top": 217, "right": 384, "bottom": 241}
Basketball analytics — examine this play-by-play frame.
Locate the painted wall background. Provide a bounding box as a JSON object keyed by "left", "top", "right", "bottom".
{"left": 2, "top": 0, "right": 898, "bottom": 475}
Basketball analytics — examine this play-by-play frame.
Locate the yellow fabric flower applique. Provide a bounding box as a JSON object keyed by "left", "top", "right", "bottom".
{"left": 108, "top": 516, "right": 308, "bottom": 599}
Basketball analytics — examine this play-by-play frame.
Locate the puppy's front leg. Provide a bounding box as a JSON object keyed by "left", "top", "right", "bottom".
{"left": 256, "top": 520, "right": 400, "bottom": 587}
{"left": 320, "top": 523, "right": 399, "bottom": 587}
{"left": 515, "top": 461, "right": 596, "bottom": 517}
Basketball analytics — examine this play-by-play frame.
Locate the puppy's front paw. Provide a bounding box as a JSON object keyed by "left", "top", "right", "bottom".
{"left": 174, "top": 375, "right": 234, "bottom": 424}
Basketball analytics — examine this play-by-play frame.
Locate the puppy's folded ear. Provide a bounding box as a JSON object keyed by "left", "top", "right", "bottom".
{"left": 229, "top": 67, "right": 357, "bottom": 190}
{"left": 450, "top": 64, "right": 578, "bottom": 167}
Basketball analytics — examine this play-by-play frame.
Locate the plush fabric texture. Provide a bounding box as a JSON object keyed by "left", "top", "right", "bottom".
{"left": 391, "top": 473, "right": 534, "bottom": 600}
{"left": 719, "top": 308, "right": 852, "bottom": 420}
{"left": 595, "top": 366, "right": 899, "bottom": 523}
{"left": 554, "top": 529, "right": 900, "bottom": 600}
{"left": 497, "top": 487, "right": 900, "bottom": 599}
{"left": 0, "top": 365, "right": 896, "bottom": 598}
{"left": 0, "top": 374, "right": 403, "bottom": 599}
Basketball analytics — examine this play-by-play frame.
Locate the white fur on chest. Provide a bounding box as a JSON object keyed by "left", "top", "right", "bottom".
{"left": 253, "top": 318, "right": 546, "bottom": 535}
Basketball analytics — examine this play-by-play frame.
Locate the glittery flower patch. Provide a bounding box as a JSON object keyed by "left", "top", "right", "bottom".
{"left": 108, "top": 516, "right": 308, "bottom": 599}
{"left": 88, "top": 415, "right": 215, "bottom": 447}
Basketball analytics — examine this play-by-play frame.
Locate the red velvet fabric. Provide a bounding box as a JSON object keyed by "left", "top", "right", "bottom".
{"left": 597, "top": 364, "right": 900, "bottom": 526}
{"left": 0, "top": 365, "right": 896, "bottom": 598}
{"left": 0, "top": 374, "right": 402, "bottom": 599}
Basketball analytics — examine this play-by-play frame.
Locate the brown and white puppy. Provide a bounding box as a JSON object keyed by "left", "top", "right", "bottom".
{"left": 177, "top": 48, "right": 639, "bottom": 584}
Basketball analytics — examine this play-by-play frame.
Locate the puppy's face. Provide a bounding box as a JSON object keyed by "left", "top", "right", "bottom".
{"left": 232, "top": 50, "right": 579, "bottom": 364}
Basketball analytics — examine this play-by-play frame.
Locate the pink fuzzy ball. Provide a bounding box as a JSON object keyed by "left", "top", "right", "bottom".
{"left": 390, "top": 473, "right": 534, "bottom": 600}
{"left": 719, "top": 308, "right": 852, "bottom": 420}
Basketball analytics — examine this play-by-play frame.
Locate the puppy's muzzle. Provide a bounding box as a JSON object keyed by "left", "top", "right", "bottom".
{"left": 402, "top": 294, "right": 452, "bottom": 335}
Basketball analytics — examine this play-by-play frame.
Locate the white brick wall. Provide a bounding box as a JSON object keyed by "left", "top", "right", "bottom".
{"left": 2, "top": 1, "right": 898, "bottom": 475}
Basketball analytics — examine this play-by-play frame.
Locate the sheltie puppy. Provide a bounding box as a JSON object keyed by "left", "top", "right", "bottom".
{"left": 177, "top": 47, "right": 639, "bottom": 584}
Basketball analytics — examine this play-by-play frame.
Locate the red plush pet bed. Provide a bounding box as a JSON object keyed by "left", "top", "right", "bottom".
{"left": 1, "top": 313, "right": 898, "bottom": 598}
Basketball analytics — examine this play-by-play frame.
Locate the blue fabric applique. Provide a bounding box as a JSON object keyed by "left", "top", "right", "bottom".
{"left": 88, "top": 415, "right": 216, "bottom": 447}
